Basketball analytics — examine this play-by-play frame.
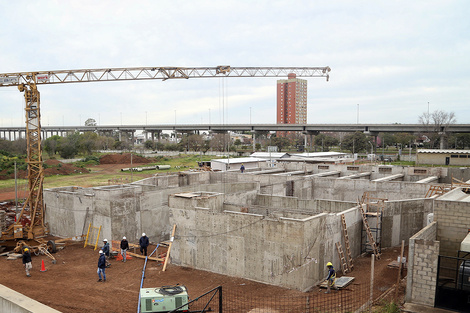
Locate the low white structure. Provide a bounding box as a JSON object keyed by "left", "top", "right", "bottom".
{"left": 417, "top": 149, "right": 470, "bottom": 166}
{"left": 291, "top": 152, "right": 348, "bottom": 158}
{"left": 210, "top": 157, "right": 266, "bottom": 172}
{"left": 250, "top": 152, "right": 290, "bottom": 159}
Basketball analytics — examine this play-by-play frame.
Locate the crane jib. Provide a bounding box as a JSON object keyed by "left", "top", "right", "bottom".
{"left": 0, "top": 66, "right": 331, "bottom": 87}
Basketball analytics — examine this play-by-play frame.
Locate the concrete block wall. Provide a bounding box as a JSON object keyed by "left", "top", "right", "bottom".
{"left": 406, "top": 222, "right": 439, "bottom": 307}
{"left": 434, "top": 194, "right": 470, "bottom": 257}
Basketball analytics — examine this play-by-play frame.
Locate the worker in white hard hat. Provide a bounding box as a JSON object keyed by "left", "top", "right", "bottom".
{"left": 97, "top": 250, "right": 106, "bottom": 282}
{"left": 325, "top": 262, "right": 338, "bottom": 293}
{"left": 22, "top": 247, "right": 32, "bottom": 277}
{"left": 139, "top": 233, "right": 149, "bottom": 256}
{"left": 120, "top": 236, "right": 129, "bottom": 262}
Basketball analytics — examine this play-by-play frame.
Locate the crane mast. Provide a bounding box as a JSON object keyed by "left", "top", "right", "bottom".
{"left": 0, "top": 65, "right": 330, "bottom": 241}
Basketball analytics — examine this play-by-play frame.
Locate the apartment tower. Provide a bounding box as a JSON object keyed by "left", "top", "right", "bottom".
{"left": 276, "top": 73, "right": 307, "bottom": 136}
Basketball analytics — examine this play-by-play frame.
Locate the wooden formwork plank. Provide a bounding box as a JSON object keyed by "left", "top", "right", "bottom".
{"left": 162, "top": 224, "right": 177, "bottom": 272}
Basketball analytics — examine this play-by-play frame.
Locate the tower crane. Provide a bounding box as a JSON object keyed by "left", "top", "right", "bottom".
{"left": 0, "top": 65, "right": 330, "bottom": 243}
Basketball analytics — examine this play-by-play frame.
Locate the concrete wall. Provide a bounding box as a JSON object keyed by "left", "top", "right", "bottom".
{"left": 381, "top": 199, "right": 432, "bottom": 248}
{"left": 0, "top": 284, "right": 62, "bottom": 313}
{"left": 310, "top": 177, "right": 432, "bottom": 201}
{"left": 169, "top": 193, "right": 327, "bottom": 291}
{"left": 44, "top": 176, "right": 260, "bottom": 244}
{"left": 406, "top": 222, "right": 439, "bottom": 307}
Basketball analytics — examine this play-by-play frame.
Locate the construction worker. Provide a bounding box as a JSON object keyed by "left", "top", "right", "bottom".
{"left": 102, "top": 239, "right": 111, "bottom": 267}
{"left": 139, "top": 233, "right": 149, "bottom": 256}
{"left": 120, "top": 236, "right": 129, "bottom": 262}
{"left": 240, "top": 163, "right": 245, "bottom": 173}
{"left": 325, "top": 262, "right": 338, "bottom": 293}
{"left": 22, "top": 248, "right": 32, "bottom": 277}
{"left": 97, "top": 250, "right": 106, "bottom": 282}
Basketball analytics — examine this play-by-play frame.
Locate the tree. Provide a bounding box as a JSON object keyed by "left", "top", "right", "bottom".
{"left": 393, "top": 133, "right": 416, "bottom": 148}
{"left": 43, "top": 135, "right": 61, "bottom": 157}
{"left": 80, "top": 132, "right": 98, "bottom": 155}
{"left": 57, "top": 132, "right": 81, "bottom": 159}
{"left": 84, "top": 118, "right": 97, "bottom": 126}
{"left": 342, "top": 132, "right": 369, "bottom": 153}
{"left": 314, "top": 134, "right": 339, "bottom": 152}
{"left": 210, "top": 133, "right": 229, "bottom": 152}
{"left": 418, "top": 110, "right": 456, "bottom": 149}
{"left": 419, "top": 110, "right": 456, "bottom": 130}
{"left": 271, "top": 136, "right": 291, "bottom": 152}
{"left": 144, "top": 140, "right": 156, "bottom": 150}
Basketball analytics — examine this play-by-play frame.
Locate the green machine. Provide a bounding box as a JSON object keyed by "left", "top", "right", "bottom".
{"left": 140, "top": 285, "right": 189, "bottom": 313}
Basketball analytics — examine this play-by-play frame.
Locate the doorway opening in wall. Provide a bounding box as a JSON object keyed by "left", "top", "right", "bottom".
{"left": 434, "top": 253, "right": 470, "bottom": 311}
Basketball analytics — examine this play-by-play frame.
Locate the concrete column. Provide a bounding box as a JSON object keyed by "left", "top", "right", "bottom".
{"left": 144, "top": 131, "right": 148, "bottom": 141}
{"left": 439, "top": 133, "right": 448, "bottom": 149}
{"left": 119, "top": 131, "right": 122, "bottom": 141}
{"left": 131, "top": 130, "right": 135, "bottom": 146}
{"left": 252, "top": 132, "right": 256, "bottom": 152}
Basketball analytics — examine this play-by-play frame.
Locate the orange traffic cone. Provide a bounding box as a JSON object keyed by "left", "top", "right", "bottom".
{"left": 40, "top": 259, "right": 47, "bottom": 272}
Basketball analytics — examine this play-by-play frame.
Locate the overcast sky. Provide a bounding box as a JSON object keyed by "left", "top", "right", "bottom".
{"left": 0, "top": 1, "right": 468, "bottom": 127}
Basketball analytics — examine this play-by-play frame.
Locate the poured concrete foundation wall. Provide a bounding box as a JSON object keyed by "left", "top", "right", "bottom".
{"left": 44, "top": 178, "right": 259, "bottom": 243}
{"left": 310, "top": 177, "right": 431, "bottom": 201}
{"left": 255, "top": 194, "right": 355, "bottom": 214}
{"left": 381, "top": 199, "right": 431, "bottom": 248}
{"left": 406, "top": 222, "right": 439, "bottom": 306}
{"left": 169, "top": 193, "right": 327, "bottom": 291}
{"left": 0, "top": 284, "right": 62, "bottom": 313}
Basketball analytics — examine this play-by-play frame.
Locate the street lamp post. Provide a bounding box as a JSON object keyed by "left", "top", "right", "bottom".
{"left": 357, "top": 104, "right": 359, "bottom": 124}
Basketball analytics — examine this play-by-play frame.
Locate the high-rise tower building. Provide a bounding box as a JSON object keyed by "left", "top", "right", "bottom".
{"left": 276, "top": 73, "right": 307, "bottom": 131}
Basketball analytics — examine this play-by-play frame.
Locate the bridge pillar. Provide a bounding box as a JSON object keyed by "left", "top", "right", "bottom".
{"left": 439, "top": 132, "right": 448, "bottom": 149}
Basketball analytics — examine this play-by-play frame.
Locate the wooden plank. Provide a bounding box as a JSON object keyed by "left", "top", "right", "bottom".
{"left": 126, "top": 251, "right": 164, "bottom": 262}
{"left": 163, "top": 224, "right": 177, "bottom": 272}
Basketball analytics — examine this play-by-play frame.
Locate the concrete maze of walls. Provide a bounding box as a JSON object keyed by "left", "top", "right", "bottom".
{"left": 44, "top": 163, "right": 447, "bottom": 291}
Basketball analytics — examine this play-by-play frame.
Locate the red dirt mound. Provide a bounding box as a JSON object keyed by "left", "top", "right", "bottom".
{"left": 0, "top": 159, "right": 88, "bottom": 180}
{"left": 99, "top": 153, "right": 152, "bottom": 164}
{"left": 43, "top": 159, "right": 89, "bottom": 176}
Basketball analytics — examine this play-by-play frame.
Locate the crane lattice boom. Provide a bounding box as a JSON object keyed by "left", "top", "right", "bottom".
{"left": 0, "top": 66, "right": 330, "bottom": 86}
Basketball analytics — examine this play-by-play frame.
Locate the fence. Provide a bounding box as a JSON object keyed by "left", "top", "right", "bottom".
{"left": 185, "top": 283, "right": 372, "bottom": 313}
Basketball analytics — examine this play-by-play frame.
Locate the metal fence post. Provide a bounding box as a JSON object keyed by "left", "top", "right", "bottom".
{"left": 370, "top": 254, "right": 375, "bottom": 312}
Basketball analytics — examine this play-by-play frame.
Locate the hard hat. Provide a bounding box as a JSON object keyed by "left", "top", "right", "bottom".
{"left": 103, "top": 239, "right": 108, "bottom": 242}
{"left": 24, "top": 248, "right": 29, "bottom": 252}
{"left": 326, "top": 262, "right": 333, "bottom": 267}
{"left": 142, "top": 233, "right": 146, "bottom": 237}
{"left": 99, "top": 250, "right": 104, "bottom": 254}
{"left": 123, "top": 236, "right": 126, "bottom": 240}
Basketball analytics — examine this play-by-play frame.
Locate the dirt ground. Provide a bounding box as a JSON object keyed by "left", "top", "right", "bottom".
{"left": 0, "top": 241, "right": 406, "bottom": 313}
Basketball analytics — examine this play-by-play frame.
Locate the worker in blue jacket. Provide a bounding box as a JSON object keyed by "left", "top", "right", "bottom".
{"left": 139, "top": 233, "right": 149, "bottom": 256}
{"left": 97, "top": 250, "right": 106, "bottom": 282}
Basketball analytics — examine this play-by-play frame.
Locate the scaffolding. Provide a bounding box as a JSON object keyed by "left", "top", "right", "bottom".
{"left": 359, "top": 192, "right": 387, "bottom": 258}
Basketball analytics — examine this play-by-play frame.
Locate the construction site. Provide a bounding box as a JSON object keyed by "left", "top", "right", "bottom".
{"left": 1, "top": 67, "right": 470, "bottom": 312}
{"left": 2, "top": 155, "right": 470, "bottom": 312}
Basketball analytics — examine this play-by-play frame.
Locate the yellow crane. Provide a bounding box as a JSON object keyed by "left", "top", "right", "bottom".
{"left": 0, "top": 65, "right": 330, "bottom": 243}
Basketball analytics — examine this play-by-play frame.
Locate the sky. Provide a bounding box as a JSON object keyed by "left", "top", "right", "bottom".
{"left": 0, "top": 1, "right": 469, "bottom": 127}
